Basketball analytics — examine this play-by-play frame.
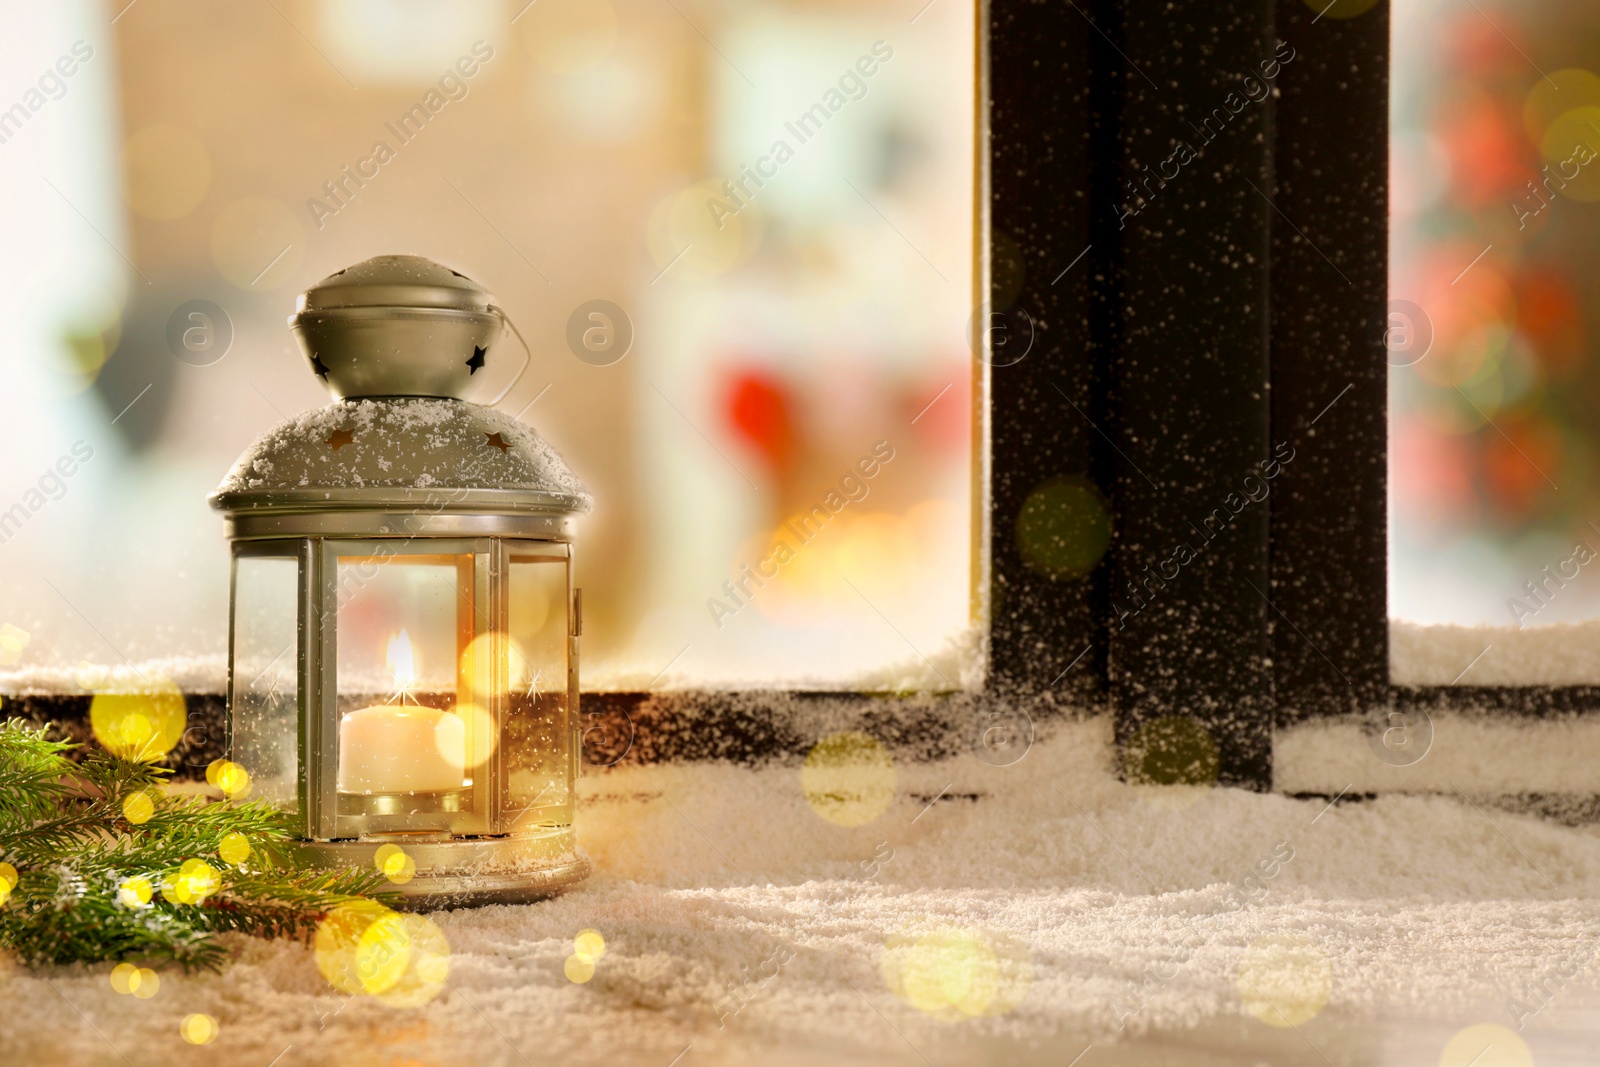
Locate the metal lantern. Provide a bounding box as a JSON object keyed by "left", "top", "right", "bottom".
{"left": 209, "top": 255, "right": 592, "bottom": 905}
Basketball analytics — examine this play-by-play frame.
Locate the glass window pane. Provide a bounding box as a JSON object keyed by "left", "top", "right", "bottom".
{"left": 335, "top": 553, "right": 473, "bottom": 798}
{"left": 0, "top": 2, "right": 979, "bottom": 691}
{"left": 231, "top": 555, "right": 299, "bottom": 812}
{"left": 1391, "top": 0, "right": 1600, "bottom": 680}
{"left": 505, "top": 555, "right": 571, "bottom": 831}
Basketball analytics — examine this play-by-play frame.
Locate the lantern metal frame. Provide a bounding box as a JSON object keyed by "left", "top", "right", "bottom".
{"left": 211, "top": 256, "right": 593, "bottom": 907}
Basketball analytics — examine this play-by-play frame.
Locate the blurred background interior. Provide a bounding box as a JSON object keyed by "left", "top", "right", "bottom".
{"left": 1391, "top": 0, "right": 1600, "bottom": 629}
{"left": 0, "top": 0, "right": 977, "bottom": 691}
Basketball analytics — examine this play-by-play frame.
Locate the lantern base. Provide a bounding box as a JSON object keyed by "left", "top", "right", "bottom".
{"left": 288, "top": 831, "right": 589, "bottom": 909}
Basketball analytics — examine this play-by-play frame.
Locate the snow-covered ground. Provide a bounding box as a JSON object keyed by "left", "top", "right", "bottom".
{"left": 5, "top": 715, "right": 1600, "bottom": 1066}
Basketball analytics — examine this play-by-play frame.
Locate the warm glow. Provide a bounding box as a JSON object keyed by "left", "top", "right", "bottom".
{"left": 387, "top": 629, "right": 418, "bottom": 701}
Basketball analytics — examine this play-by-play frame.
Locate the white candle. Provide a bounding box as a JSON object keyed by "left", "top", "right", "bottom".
{"left": 337, "top": 705, "right": 465, "bottom": 794}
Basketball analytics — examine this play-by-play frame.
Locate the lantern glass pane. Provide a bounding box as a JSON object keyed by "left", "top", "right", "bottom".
{"left": 334, "top": 554, "right": 475, "bottom": 798}
{"left": 231, "top": 555, "right": 300, "bottom": 812}
{"left": 505, "top": 555, "right": 571, "bottom": 831}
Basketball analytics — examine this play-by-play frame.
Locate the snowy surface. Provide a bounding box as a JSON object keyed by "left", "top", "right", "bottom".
{"left": 6, "top": 715, "right": 1600, "bottom": 1066}
{"left": 1391, "top": 618, "right": 1600, "bottom": 686}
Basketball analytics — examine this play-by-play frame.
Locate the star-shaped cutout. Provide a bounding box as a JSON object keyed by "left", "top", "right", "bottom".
{"left": 309, "top": 353, "right": 331, "bottom": 379}
{"left": 325, "top": 429, "right": 355, "bottom": 451}
{"left": 466, "top": 346, "right": 486, "bottom": 375}
{"left": 484, "top": 432, "right": 511, "bottom": 452}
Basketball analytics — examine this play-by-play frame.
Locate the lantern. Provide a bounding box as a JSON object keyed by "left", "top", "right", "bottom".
{"left": 209, "top": 255, "right": 592, "bottom": 905}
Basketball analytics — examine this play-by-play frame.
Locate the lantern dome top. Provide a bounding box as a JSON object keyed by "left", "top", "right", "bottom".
{"left": 297, "top": 254, "right": 494, "bottom": 314}
{"left": 209, "top": 397, "right": 591, "bottom": 517}
{"left": 290, "top": 255, "right": 505, "bottom": 401}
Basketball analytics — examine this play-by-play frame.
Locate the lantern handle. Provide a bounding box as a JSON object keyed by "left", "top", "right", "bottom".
{"left": 485, "top": 304, "right": 532, "bottom": 407}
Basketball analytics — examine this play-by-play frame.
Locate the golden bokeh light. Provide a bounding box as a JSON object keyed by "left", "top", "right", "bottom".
{"left": 1015, "top": 476, "right": 1112, "bottom": 581}
{"left": 1523, "top": 69, "right": 1600, "bottom": 149}
{"left": 316, "top": 902, "right": 450, "bottom": 1007}
{"left": 110, "top": 964, "right": 161, "bottom": 998}
{"left": 0, "top": 880, "right": 10, "bottom": 907}
{"left": 374, "top": 843, "right": 417, "bottom": 885}
{"left": 458, "top": 631, "right": 533, "bottom": 698}
{"left": 132, "top": 967, "right": 159, "bottom": 999}
{"left": 124, "top": 125, "right": 211, "bottom": 220}
{"left": 163, "top": 859, "right": 222, "bottom": 906}
{"left": 0, "top": 862, "right": 17, "bottom": 888}
{"left": 1236, "top": 935, "right": 1332, "bottom": 1028}
{"left": 1125, "top": 715, "right": 1221, "bottom": 790}
{"left": 50, "top": 291, "right": 123, "bottom": 396}
{"left": 1538, "top": 107, "right": 1600, "bottom": 201}
{"left": 90, "top": 683, "right": 186, "bottom": 762}
{"left": 574, "top": 928, "right": 606, "bottom": 963}
{"left": 564, "top": 954, "right": 596, "bottom": 984}
{"left": 121, "top": 791, "right": 156, "bottom": 825}
{"left": 801, "top": 731, "right": 896, "bottom": 827}
{"left": 0, "top": 622, "right": 30, "bottom": 666}
{"left": 647, "top": 180, "right": 761, "bottom": 278}
{"left": 1439, "top": 1023, "right": 1533, "bottom": 1067}
{"left": 218, "top": 832, "right": 251, "bottom": 866}
{"left": 118, "top": 874, "right": 154, "bottom": 908}
{"left": 179, "top": 1013, "right": 218, "bottom": 1045}
{"left": 880, "top": 926, "right": 1033, "bottom": 1020}
{"left": 206, "top": 759, "right": 253, "bottom": 799}
{"left": 109, "top": 962, "right": 140, "bottom": 995}
{"left": 433, "top": 702, "right": 498, "bottom": 771}
{"left": 210, "top": 196, "right": 303, "bottom": 290}
{"left": 520, "top": 0, "right": 618, "bottom": 73}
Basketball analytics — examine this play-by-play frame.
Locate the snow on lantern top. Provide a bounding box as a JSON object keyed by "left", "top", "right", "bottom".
{"left": 209, "top": 255, "right": 590, "bottom": 520}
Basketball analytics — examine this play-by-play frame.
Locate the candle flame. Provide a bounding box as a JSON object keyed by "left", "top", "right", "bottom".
{"left": 386, "top": 629, "right": 418, "bottom": 701}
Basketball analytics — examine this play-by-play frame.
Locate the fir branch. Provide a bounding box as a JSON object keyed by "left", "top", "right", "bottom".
{"left": 0, "top": 721, "right": 388, "bottom": 971}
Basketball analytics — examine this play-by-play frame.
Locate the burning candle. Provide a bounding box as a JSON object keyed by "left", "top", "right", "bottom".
{"left": 336, "top": 630, "right": 466, "bottom": 795}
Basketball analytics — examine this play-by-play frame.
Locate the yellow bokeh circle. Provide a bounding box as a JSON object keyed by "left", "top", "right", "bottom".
{"left": 206, "top": 759, "right": 253, "bottom": 799}
{"left": 110, "top": 964, "right": 160, "bottom": 998}
{"left": 218, "top": 832, "right": 251, "bottom": 866}
{"left": 1538, "top": 107, "right": 1600, "bottom": 201}
{"left": 1125, "top": 715, "right": 1221, "bottom": 789}
{"left": 458, "top": 632, "right": 533, "bottom": 698}
{"left": 124, "top": 125, "right": 211, "bottom": 220}
{"left": 0, "top": 880, "right": 9, "bottom": 907}
{"left": 315, "top": 902, "right": 450, "bottom": 1006}
{"left": 162, "top": 858, "right": 222, "bottom": 905}
{"left": 880, "top": 925, "right": 1033, "bottom": 1020}
{"left": 520, "top": 0, "right": 617, "bottom": 73}
{"left": 121, "top": 791, "right": 156, "bottom": 825}
{"left": 801, "top": 731, "right": 897, "bottom": 827}
{"left": 91, "top": 684, "right": 186, "bottom": 762}
{"left": 109, "top": 962, "right": 141, "bottom": 995}
{"left": 647, "top": 180, "right": 761, "bottom": 279}
{"left": 131, "top": 967, "right": 159, "bottom": 999}
{"left": 1524, "top": 69, "right": 1600, "bottom": 148}
{"left": 1236, "top": 935, "right": 1332, "bottom": 1028}
{"left": 564, "top": 954, "right": 596, "bottom": 984}
{"left": 179, "top": 1013, "right": 218, "bottom": 1045}
{"left": 0, "top": 861, "right": 18, "bottom": 888}
{"left": 374, "top": 843, "right": 417, "bottom": 885}
{"left": 210, "top": 196, "right": 302, "bottom": 290}
{"left": 118, "top": 875, "right": 153, "bottom": 908}
{"left": 434, "top": 703, "right": 498, "bottom": 771}
{"left": 574, "top": 928, "right": 606, "bottom": 963}
{"left": 1439, "top": 1023, "right": 1533, "bottom": 1067}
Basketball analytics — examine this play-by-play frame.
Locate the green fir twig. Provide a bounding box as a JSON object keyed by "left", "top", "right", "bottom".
{"left": 0, "top": 719, "right": 385, "bottom": 971}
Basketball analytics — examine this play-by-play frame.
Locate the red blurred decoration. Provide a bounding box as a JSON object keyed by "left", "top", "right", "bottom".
{"left": 1392, "top": 418, "right": 1480, "bottom": 535}
{"left": 722, "top": 367, "right": 795, "bottom": 473}
{"left": 1481, "top": 415, "right": 1562, "bottom": 521}
{"left": 1515, "top": 270, "right": 1585, "bottom": 375}
{"left": 1434, "top": 89, "right": 1532, "bottom": 207}
{"left": 907, "top": 369, "right": 968, "bottom": 452}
